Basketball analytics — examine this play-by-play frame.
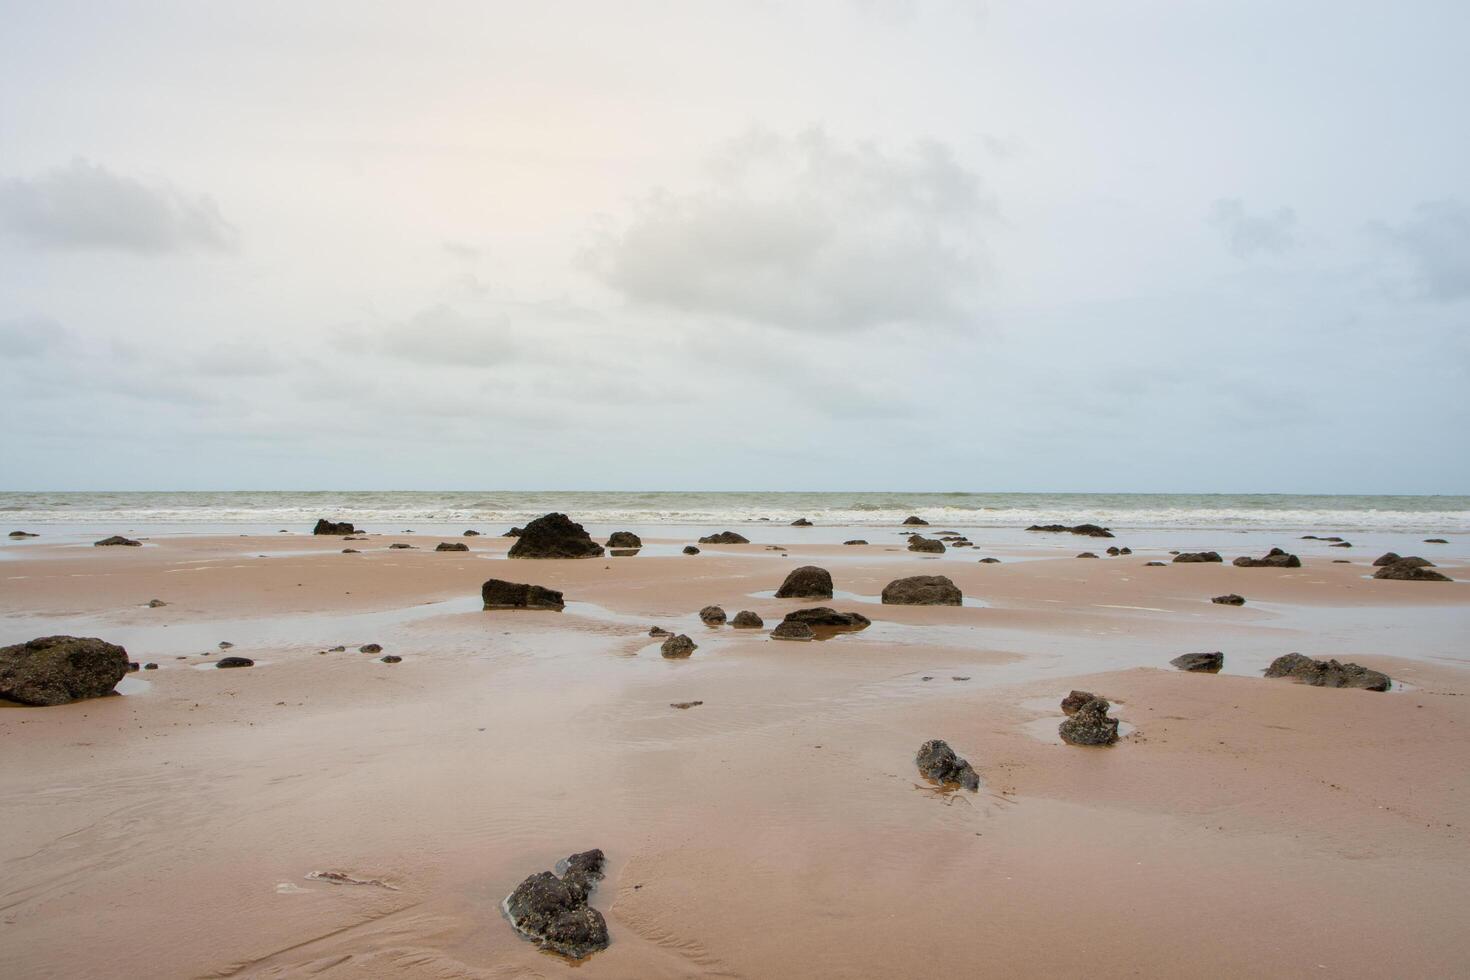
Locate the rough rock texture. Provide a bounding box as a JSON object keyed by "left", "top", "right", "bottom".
{"left": 1059, "top": 697, "right": 1120, "bottom": 745}
{"left": 881, "top": 575, "right": 962, "bottom": 606}
{"left": 388, "top": 543, "right": 414, "bottom": 550}
{"left": 94, "top": 535, "right": 141, "bottom": 547}
{"left": 507, "top": 513, "right": 604, "bottom": 559}
{"left": 648, "top": 626, "right": 672, "bottom": 637}
{"left": 682, "top": 545, "right": 700, "bottom": 555}
{"left": 780, "top": 608, "right": 871, "bottom": 631}
{"left": 147, "top": 598, "right": 167, "bottom": 608}
{"left": 1145, "top": 561, "right": 1167, "bottom": 566}
{"left": 1233, "top": 548, "right": 1301, "bottom": 568}
{"left": 359, "top": 644, "right": 383, "bottom": 654}
{"left": 606, "top": 531, "right": 642, "bottom": 549}
{"left": 914, "top": 739, "right": 980, "bottom": 791}
{"left": 464, "top": 530, "right": 481, "bottom": 536}
{"left": 902, "top": 516, "right": 930, "bottom": 525}
{"left": 503, "top": 527, "right": 523, "bottom": 537}
{"left": 9, "top": 531, "right": 38, "bottom": 538}
{"left": 1373, "top": 562, "right": 1452, "bottom": 582}
{"left": 1373, "top": 553, "right": 1432, "bottom": 569}
{"left": 770, "top": 621, "right": 815, "bottom": 641}
{"left": 1026, "top": 523, "right": 1114, "bottom": 538}
{"left": 699, "top": 605, "right": 727, "bottom": 626}
{"left": 698, "top": 531, "right": 749, "bottom": 544}
{"left": 312, "top": 519, "right": 356, "bottom": 535}
{"left": 907, "top": 536, "right": 946, "bottom": 554}
{"left": 978, "top": 557, "right": 1001, "bottom": 564}
{"left": 481, "top": 579, "right": 566, "bottom": 611}
{"left": 1173, "top": 551, "right": 1223, "bottom": 563}
{"left": 1264, "top": 653, "right": 1391, "bottom": 691}
{"left": 775, "top": 565, "right": 834, "bottom": 599}
{"left": 216, "top": 657, "right": 254, "bottom": 668}
{"left": 1060, "top": 690, "right": 1096, "bottom": 715}
{"left": 660, "top": 634, "right": 697, "bottom": 658}
{"left": 790, "top": 518, "right": 813, "bottom": 527}
{"left": 1171, "top": 652, "right": 1224, "bottom": 672}
{"left": 1212, "top": 594, "right": 1246, "bottom": 605}
{"left": 0, "top": 636, "right": 131, "bottom": 706}
{"left": 843, "top": 539, "right": 869, "bottom": 546}
{"left": 436, "top": 541, "right": 469, "bottom": 552}
{"left": 381, "top": 655, "right": 402, "bottom": 664}
{"left": 1106, "top": 547, "right": 1121, "bottom": 556}
{"left": 730, "top": 610, "right": 764, "bottom": 629}
{"left": 505, "top": 849, "right": 609, "bottom": 960}
{"left": 1076, "top": 552, "right": 1098, "bottom": 559}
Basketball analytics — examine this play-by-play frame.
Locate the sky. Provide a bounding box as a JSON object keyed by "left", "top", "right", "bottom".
{"left": 1, "top": 0, "right": 1467, "bottom": 493}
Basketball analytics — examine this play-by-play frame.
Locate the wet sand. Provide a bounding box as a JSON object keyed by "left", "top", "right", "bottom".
{"left": 3, "top": 529, "right": 1469, "bottom": 978}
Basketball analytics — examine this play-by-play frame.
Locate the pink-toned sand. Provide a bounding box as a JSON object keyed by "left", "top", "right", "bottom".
{"left": 2, "top": 531, "right": 1468, "bottom": 978}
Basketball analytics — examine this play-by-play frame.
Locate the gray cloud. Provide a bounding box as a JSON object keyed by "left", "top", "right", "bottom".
{"left": 192, "top": 343, "right": 285, "bottom": 378}
{"left": 1374, "top": 199, "right": 1470, "bottom": 302}
{"left": 371, "top": 304, "right": 518, "bottom": 367}
{"left": 1208, "top": 198, "right": 1296, "bottom": 258}
{"left": 0, "top": 159, "right": 237, "bottom": 254}
{"left": 585, "top": 130, "right": 994, "bottom": 332}
{"left": 0, "top": 314, "right": 68, "bottom": 356}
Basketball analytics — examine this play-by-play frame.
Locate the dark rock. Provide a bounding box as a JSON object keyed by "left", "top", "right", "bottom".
{"left": 1171, "top": 651, "right": 1224, "bottom": 672}
{"left": 670, "top": 701, "right": 703, "bottom": 709}
{"left": 1425, "top": 538, "right": 1448, "bottom": 544}
{"left": 1060, "top": 690, "right": 1096, "bottom": 715}
{"left": 843, "top": 539, "right": 869, "bottom": 545}
{"left": 1233, "top": 548, "right": 1301, "bottom": 568}
{"left": 914, "top": 739, "right": 980, "bottom": 791}
{"left": 682, "top": 545, "right": 700, "bottom": 555}
{"left": 328, "top": 646, "right": 345, "bottom": 652}
{"left": 610, "top": 548, "right": 640, "bottom": 557}
{"left": 482, "top": 579, "right": 566, "bottom": 611}
{"left": 1264, "top": 653, "right": 1390, "bottom": 691}
{"left": 1300, "top": 535, "right": 1319, "bottom": 540}
{"left": 1373, "top": 553, "right": 1431, "bottom": 568}
{"left": 219, "top": 641, "right": 233, "bottom": 649}
{"left": 127, "top": 661, "right": 139, "bottom": 672}
{"left": 1077, "top": 551, "right": 1098, "bottom": 559}
{"left": 380, "top": 655, "right": 402, "bottom": 664}
{"left": 660, "top": 634, "right": 697, "bottom": 658}
{"left": 907, "top": 535, "right": 946, "bottom": 554}
{"left": 1026, "top": 523, "right": 1114, "bottom": 538}
{"left": 648, "top": 626, "right": 672, "bottom": 637}
{"left": 780, "top": 607, "right": 871, "bottom": 631}
{"left": 503, "top": 526, "right": 523, "bottom": 537}
{"left": 1106, "top": 547, "right": 1121, "bottom": 556}
{"left": 505, "top": 850, "right": 609, "bottom": 960}
{"left": 436, "top": 541, "right": 469, "bottom": 552}
{"left": 730, "top": 610, "right": 764, "bottom": 629}
{"left": 775, "top": 565, "right": 834, "bottom": 599}
{"left": 1373, "top": 562, "right": 1452, "bottom": 582}
{"left": 1059, "top": 697, "right": 1120, "bottom": 745}
{"left": 359, "top": 644, "right": 383, "bottom": 654}
{"left": 388, "top": 543, "right": 414, "bottom": 550}
{"left": 790, "top": 518, "right": 813, "bottom": 527}
{"left": 94, "top": 535, "right": 141, "bottom": 547}
{"left": 0, "top": 635, "right": 131, "bottom": 706}
{"left": 699, "top": 605, "right": 727, "bottom": 626}
{"left": 312, "top": 519, "right": 356, "bottom": 535}
{"left": 146, "top": 598, "right": 167, "bottom": 608}
{"left": 698, "top": 531, "right": 750, "bottom": 544}
{"left": 8, "top": 530, "right": 38, "bottom": 538}
{"left": 463, "top": 530, "right": 481, "bottom": 536}
{"left": 770, "top": 621, "right": 815, "bottom": 641}
{"left": 507, "top": 513, "right": 604, "bottom": 559}
{"left": 881, "top": 575, "right": 962, "bottom": 605}
{"left": 1332, "top": 559, "right": 1351, "bottom": 563}
{"left": 1119, "top": 547, "right": 1132, "bottom": 555}
{"left": 607, "top": 531, "right": 642, "bottom": 549}
{"left": 1145, "top": 561, "right": 1167, "bottom": 566}
{"left": 902, "top": 516, "right": 930, "bottom": 526}
{"left": 216, "top": 657, "right": 254, "bottom": 669}
{"left": 1372, "top": 552, "right": 1402, "bottom": 566}
{"left": 1173, "top": 551, "right": 1223, "bottom": 563}
{"left": 143, "top": 663, "right": 157, "bottom": 670}
{"left": 1211, "top": 594, "right": 1246, "bottom": 605}
{"left": 1329, "top": 542, "right": 1352, "bottom": 548}
{"left": 978, "top": 557, "right": 1001, "bottom": 564}
{"left": 341, "top": 548, "right": 360, "bottom": 554}
{"left": 1320, "top": 536, "right": 1344, "bottom": 542}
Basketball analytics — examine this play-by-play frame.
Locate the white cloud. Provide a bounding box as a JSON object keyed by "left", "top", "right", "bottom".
{"left": 0, "top": 159, "right": 237, "bottom": 254}
{"left": 585, "top": 130, "right": 994, "bottom": 332}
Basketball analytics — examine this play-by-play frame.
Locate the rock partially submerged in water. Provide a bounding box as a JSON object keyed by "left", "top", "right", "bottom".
{"left": 147, "top": 598, "right": 167, "bottom": 608}
{"left": 312, "top": 519, "right": 356, "bottom": 535}
{"left": 1173, "top": 551, "right": 1222, "bottom": 563}
{"left": 9, "top": 530, "right": 38, "bottom": 538}
{"left": 881, "top": 575, "right": 962, "bottom": 606}
{"left": 216, "top": 656, "right": 254, "bottom": 669}
{"left": 505, "top": 849, "right": 609, "bottom": 960}
{"left": 843, "top": 539, "right": 868, "bottom": 546}
{"left": 508, "top": 513, "right": 604, "bottom": 559}
{"left": 607, "top": 531, "right": 642, "bottom": 549}
{"left": 775, "top": 565, "right": 834, "bottom": 599}
{"left": 1373, "top": 561, "right": 1452, "bottom": 582}
{"left": 698, "top": 531, "right": 749, "bottom": 544}
{"left": 902, "top": 516, "right": 930, "bottom": 526}
{"left": 1233, "top": 548, "right": 1301, "bottom": 568}
{"left": 359, "top": 643, "right": 383, "bottom": 654}
{"left": 915, "top": 739, "right": 980, "bottom": 791}
{"left": 660, "top": 634, "right": 697, "bottom": 658}
{"left": 1076, "top": 551, "right": 1098, "bottom": 559}
{"left": 1170, "top": 651, "right": 1224, "bottom": 672}
{"left": 95, "top": 535, "right": 141, "bottom": 547}
{"left": 699, "top": 605, "right": 727, "bottom": 626}
{"left": 436, "top": 541, "right": 469, "bottom": 552}
{"left": 730, "top": 610, "right": 764, "bottom": 629}
{"left": 780, "top": 607, "right": 871, "bottom": 632}
{"left": 463, "top": 530, "right": 481, "bottom": 536}
{"left": 907, "top": 535, "right": 946, "bottom": 554}
{"left": 0, "top": 635, "right": 131, "bottom": 706}
{"left": 1425, "top": 538, "right": 1448, "bottom": 544}
{"left": 1211, "top": 594, "right": 1246, "bottom": 605}
{"left": 1027, "top": 523, "right": 1114, "bottom": 538}
{"left": 790, "top": 518, "right": 813, "bottom": 526}
{"left": 770, "top": 620, "right": 815, "bottom": 641}
{"left": 682, "top": 545, "right": 700, "bottom": 554}
{"left": 1059, "top": 696, "right": 1120, "bottom": 745}
{"left": 481, "top": 579, "right": 566, "bottom": 611}
{"left": 1264, "top": 653, "right": 1390, "bottom": 691}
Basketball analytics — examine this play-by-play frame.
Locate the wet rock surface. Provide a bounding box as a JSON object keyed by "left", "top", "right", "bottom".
{"left": 660, "top": 634, "right": 697, "bottom": 658}
{"left": 507, "top": 513, "right": 604, "bottom": 559}
{"left": 1173, "top": 551, "right": 1223, "bottom": 563}
{"left": 1233, "top": 548, "right": 1301, "bottom": 568}
{"left": 1211, "top": 594, "right": 1246, "bottom": 605}
{"left": 380, "top": 655, "right": 402, "bottom": 664}
{"left": 780, "top": 607, "right": 871, "bottom": 631}
{"left": 1027, "top": 523, "right": 1114, "bottom": 538}
{"left": 607, "top": 531, "right": 642, "bottom": 549}
{"left": 481, "top": 579, "right": 566, "bottom": 611}
{"left": 682, "top": 545, "right": 700, "bottom": 554}
{"left": 0, "top": 635, "right": 131, "bottom": 706}
{"left": 1076, "top": 551, "right": 1098, "bottom": 559}
{"left": 1373, "top": 562, "right": 1452, "bottom": 581}
{"left": 505, "top": 849, "right": 609, "bottom": 960}
{"left": 1264, "top": 653, "right": 1391, "bottom": 691}
{"left": 730, "top": 610, "right": 764, "bottom": 629}
{"left": 915, "top": 739, "right": 980, "bottom": 791}
{"left": 95, "top": 535, "right": 141, "bottom": 547}
{"left": 1170, "top": 652, "right": 1224, "bottom": 672}
{"left": 902, "top": 516, "right": 929, "bottom": 525}
{"left": 359, "top": 644, "right": 383, "bottom": 654}
{"left": 312, "top": 519, "right": 356, "bottom": 535}
{"left": 388, "top": 543, "right": 414, "bottom": 550}
{"left": 648, "top": 626, "right": 672, "bottom": 637}
{"left": 843, "top": 539, "right": 869, "bottom": 545}
{"left": 907, "top": 535, "right": 946, "bottom": 553}
{"left": 698, "top": 531, "right": 749, "bottom": 544}
{"left": 1060, "top": 690, "right": 1096, "bottom": 715}
{"left": 881, "top": 575, "right": 962, "bottom": 605}
{"left": 775, "top": 565, "right": 834, "bottom": 599}
{"left": 770, "top": 620, "right": 815, "bottom": 641}
{"left": 216, "top": 656, "right": 254, "bottom": 668}
{"left": 699, "top": 605, "right": 727, "bottom": 626}
{"left": 435, "top": 541, "right": 469, "bottom": 552}
{"left": 1059, "top": 696, "right": 1120, "bottom": 745}
{"left": 790, "top": 518, "right": 813, "bottom": 526}
{"left": 9, "top": 530, "right": 39, "bottom": 538}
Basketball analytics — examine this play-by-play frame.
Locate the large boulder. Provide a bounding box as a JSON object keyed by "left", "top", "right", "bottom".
{"left": 94, "top": 535, "right": 141, "bottom": 547}
{"left": 607, "top": 531, "right": 642, "bottom": 549}
{"left": 790, "top": 518, "right": 813, "bottom": 527}
{"left": 436, "top": 541, "right": 469, "bottom": 552}
{"left": 312, "top": 519, "right": 356, "bottom": 535}
{"left": 1059, "top": 697, "right": 1120, "bottom": 745}
{"left": 1264, "top": 653, "right": 1390, "bottom": 691}
{"left": 881, "top": 575, "right": 962, "bottom": 606}
{"left": 914, "top": 739, "right": 979, "bottom": 791}
{"left": 1170, "top": 652, "right": 1224, "bottom": 672}
{"left": 730, "top": 610, "right": 764, "bottom": 629}
{"left": 1373, "top": 561, "right": 1452, "bottom": 582}
{"left": 660, "top": 634, "right": 697, "bottom": 658}
{"left": 780, "top": 608, "right": 871, "bottom": 632}
{"left": 1027, "top": 523, "right": 1114, "bottom": 538}
{"left": 698, "top": 531, "right": 750, "bottom": 544}
{"left": 1233, "top": 548, "right": 1301, "bottom": 568}
{"left": 902, "top": 516, "right": 930, "bottom": 526}
{"left": 775, "top": 565, "right": 834, "bottom": 599}
{"left": 481, "top": 579, "right": 566, "bottom": 611}
{"left": 1173, "top": 551, "right": 1222, "bottom": 563}
{"left": 907, "top": 536, "right": 946, "bottom": 554}
{"left": 0, "top": 636, "right": 131, "bottom": 706}
{"left": 507, "top": 513, "right": 604, "bottom": 559}
{"left": 505, "top": 849, "right": 609, "bottom": 960}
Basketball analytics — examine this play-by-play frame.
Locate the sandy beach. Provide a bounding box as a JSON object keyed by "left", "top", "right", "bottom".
{"left": 3, "top": 521, "right": 1468, "bottom": 978}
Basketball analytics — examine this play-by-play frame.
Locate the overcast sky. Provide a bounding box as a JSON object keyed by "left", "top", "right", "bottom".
{"left": 2, "top": 0, "right": 1466, "bottom": 493}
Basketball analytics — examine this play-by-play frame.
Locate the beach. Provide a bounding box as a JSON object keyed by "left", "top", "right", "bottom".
{"left": 2, "top": 515, "right": 1468, "bottom": 978}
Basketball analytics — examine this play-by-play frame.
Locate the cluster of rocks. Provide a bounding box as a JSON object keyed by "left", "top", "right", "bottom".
{"left": 1027, "top": 523, "right": 1114, "bottom": 538}
{"left": 1104, "top": 546, "right": 1132, "bottom": 556}
{"left": 482, "top": 579, "right": 566, "bottom": 611}
{"left": 698, "top": 531, "right": 749, "bottom": 544}
{"left": 1264, "top": 653, "right": 1390, "bottom": 691}
{"left": 312, "top": 519, "right": 356, "bottom": 535}
{"left": 1372, "top": 554, "right": 1451, "bottom": 582}
{"left": 1233, "top": 548, "right": 1301, "bottom": 568}
{"left": 1058, "top": 691, "right": 1120, "bottom": 745}
{"left": 0, "top": 635, "right": 131, "bottom": 706}
{"left": 907, "top": 535, "right": 945, "bottom": 554}
{"left": 914, "top": 739, "right": 979, "bottom": 790}
{"left": 508, "top": 514, "right": 604, "bottom": 559}
{"left": 504, "top": 849, "right": 609, "bottom": 960}
{"left": 1173, "top": 551, "right": 1222, "bottom": 563}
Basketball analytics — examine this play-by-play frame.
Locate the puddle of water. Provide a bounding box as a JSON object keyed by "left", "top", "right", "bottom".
{"left": 115, "top": 676, "right": 152, "bottom": 695}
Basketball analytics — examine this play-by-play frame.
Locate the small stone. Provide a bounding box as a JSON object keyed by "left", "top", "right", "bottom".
{"left": 648, "top": 627, "right": 672, "bottom": 637}
{"left": 146, "top": 598, "right": 167, "bottom": 608}
{"left": 1170, "top": 651, "right": 1224, "bottom": 672}
{"left": 1173, "top": 551, "right": 1223, "bottom": 563}
{"left": 698, "top": 531, "right": 749, "bottom": 544}
{"left": 463, "top": 530, "right": 481, "bottom": 536}
{"left": 843, "top": 539, "right": 869, "bottom": 546}
{"left": 902, "top": 516, "right": 929, "bottom": 526}
{"left": 1211, "top": 594, "right": 1246, "bottom": 605}
{"left": 1076, "top": 551, "right": 1098, "bottom": 559}
{"left": 907, "top": 535, "right": 946, "bottom": 553}
{"left": 770, "top": 621, "right": 815, "bottom": 642}
{"left": 359, "top": 644, "right": 382, "bottom": 654}
{"left": 1059, "top": 697, "right": 1120, "bottom": 746}
{"left": 914, "top": 739, "right": 980, "bottom": 790}
{"left": 670, "top": 701, "right": 703, "bottom": 709}
{"left": 730, "top": 611, "right": 764, "bottom": 629}
{"left": 1232, "top": 548, "right": 1301, "bottom": 568}
{"left": 143, "top": 663, "right": 157, "bottom": 670}
{"left": 682, "top": 545, "right": 701, "bottom": 555}
{"left": 790, "top": 518, "right": 813, "bottom": 526}
{"left": 380, "top": 655, "right": 402, "bottom": 664}
{"left": 388, "top": 543, "right": 414, "bottom": 550}
{"left": 1060, "top": 690, "right": 1096, "bottom": 715}
{"left": 607, "top": 531, "right": 642, "bottom": 548}
{"left": 216, "top": 657, "right": 254, "bottom": 669}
